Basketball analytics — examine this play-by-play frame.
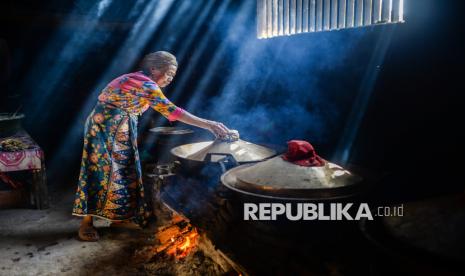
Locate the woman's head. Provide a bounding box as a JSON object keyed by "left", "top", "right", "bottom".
{"left": 140, "top": 51, "right": 178, "bottom": 88}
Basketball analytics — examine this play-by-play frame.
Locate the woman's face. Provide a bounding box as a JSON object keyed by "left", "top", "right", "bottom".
{"left": 151, "top": 65, "right": 177, "bottom": 88}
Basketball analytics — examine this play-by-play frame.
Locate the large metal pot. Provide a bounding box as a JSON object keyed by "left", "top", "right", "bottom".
{"left": 0, "top": 113, "right": 25, "bottom": 138}
{"left": 170, "top": 139, "right": 277, "bottom": 176}
{"left": 221, "top": 154, "right": 363, "bottom": 200}
{"left": 146, "top": 127, "right": 195, "bottom": 164}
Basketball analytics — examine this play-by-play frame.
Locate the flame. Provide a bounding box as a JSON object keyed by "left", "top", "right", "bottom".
{"left": 179, "top": 236, "right": 191, "bottom": 251}
{"left": 153, "top": 216, "right": 200, "bottom": 259}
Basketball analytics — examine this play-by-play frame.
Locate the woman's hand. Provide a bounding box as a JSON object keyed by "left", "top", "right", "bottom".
{"left": 176, "top": 111, "right": 239, "bottom": 141}
{"left": 208, "top": 122, "right": 240, "bottom": 141}
{"left": 208, "top": 121, "right": 230, "bottom": 139}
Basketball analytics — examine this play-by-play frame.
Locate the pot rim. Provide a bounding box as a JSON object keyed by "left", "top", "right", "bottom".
{"left": 170, "top": 140, "right": 278, "bottom": 163}
{"left": 221, "top": 163, "right": 365, "bottom": 200}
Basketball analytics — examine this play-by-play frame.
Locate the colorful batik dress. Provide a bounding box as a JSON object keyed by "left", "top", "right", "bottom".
{"left": 72, "top": 71, "right": 184, "bottom": 225}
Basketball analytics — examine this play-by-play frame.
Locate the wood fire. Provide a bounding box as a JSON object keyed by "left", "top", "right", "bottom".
{"left": 153, "top": 214, "right": 200, "bottom": 259}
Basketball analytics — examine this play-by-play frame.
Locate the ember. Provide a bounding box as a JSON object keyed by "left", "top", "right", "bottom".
{"left": 153, "top": 214, "right": 200, "bottom": 259}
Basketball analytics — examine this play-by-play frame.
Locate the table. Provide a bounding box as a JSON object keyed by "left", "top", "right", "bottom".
{"left": 0, "top": 131, "right": 49, "bottom": 209}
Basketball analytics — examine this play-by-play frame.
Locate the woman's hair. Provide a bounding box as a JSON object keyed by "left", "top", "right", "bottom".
{"left": 140, "top": 51, "right": 178, "bottom": 74}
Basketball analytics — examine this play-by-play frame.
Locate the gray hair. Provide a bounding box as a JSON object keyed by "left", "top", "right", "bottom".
{"left": 140, "top": 51, "right": 178, "bottom": 74}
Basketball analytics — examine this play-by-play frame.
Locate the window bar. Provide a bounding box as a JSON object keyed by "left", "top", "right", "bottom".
{"left": 310, "top": 0, "right": 316, "bottom": 31}
{"left": 373, "top": 0, "right": 382, "bottom": 23}
{"left": 284, "top": 0, "right": 290, "bottom": 35}
{"left": 323, "top": 0, "right": 330, "bottom": 30}
{"left": 316, "top": 0, "right": 323, "bottom": 31}
{"left": 381, "top": 0, "right": 392, "bottom": 23}
{"left": 278, "top": 0, "right": 284, "bottom": 35}
{"left": 257, "top": 0, "right": 266, "bottom": 38}
{"left": 296, "top": 0, "right": 303, "bottom": 33}
{"left": 363, "top": 0, "right": 372, "bottom": 25}
{"left": 271, "top": 0, "right": 277, "bottom": 36}
{"left": 355, "top": 0, "right": 363, "bottom": 27}
{"left": 346, "top": 0, "right": 355, "bottom": 28}
{"left": 290, "top": 0, "right": 296, "bottom": 34}
{"left": 266, "top": 0, "right": 272, "bottom": 37}
{"left": 338, "top": 0, "right": 347, "bottom": 29}
{"left": 392, "top": 0, "right": 403, "bottom": 22}
{"left": 303, "top": 0, "right": 309, "bottom": 32}
{"left": 399, "top": 0, "right": 404, "bottom": 21}
{"left": 331, "top": 0, "right": 339, "bottom": 30}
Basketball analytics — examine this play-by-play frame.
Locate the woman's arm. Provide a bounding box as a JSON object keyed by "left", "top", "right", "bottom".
{"left": 176, "top": 110, "right": 231, "bottom": 138}
{"left": 140, "top": 82, "right": 235, "bottom": 139}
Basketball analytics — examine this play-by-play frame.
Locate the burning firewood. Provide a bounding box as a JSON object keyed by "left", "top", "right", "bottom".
{"left": 153, "top": 216, "right": 200, "bottom": 259}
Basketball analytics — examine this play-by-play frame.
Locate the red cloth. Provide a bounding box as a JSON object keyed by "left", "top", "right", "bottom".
{"left": 282, "top": 140, "right": 325, "bottom": 167}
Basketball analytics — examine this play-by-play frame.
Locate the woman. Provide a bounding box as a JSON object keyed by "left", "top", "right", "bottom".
{"left": 73, "top": 51, "right": 234, "bottom": 241}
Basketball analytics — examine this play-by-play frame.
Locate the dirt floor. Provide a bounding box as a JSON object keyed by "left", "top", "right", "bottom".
{"left": 0, "top": 188, "right": 238, "bottom": 276}
{"left": 3, "top": 185, "right": 463, "bottom": 276}
{"left": 0, "top": 188, "right": 154, "bottom": 276}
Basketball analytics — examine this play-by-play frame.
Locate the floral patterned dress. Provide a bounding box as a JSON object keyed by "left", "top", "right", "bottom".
{"left": 72, "top": 71, "right": 184, "bottom": 225}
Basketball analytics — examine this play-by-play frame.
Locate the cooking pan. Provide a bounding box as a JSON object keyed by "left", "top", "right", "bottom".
{"left": 170, "top": 139, "right": 277, "bottom": 175}
{"left": 221, "top": 155, "right": 364, "bottom": 200}
{"left": 0, "top": 113, "right": 25, "bottom": 138}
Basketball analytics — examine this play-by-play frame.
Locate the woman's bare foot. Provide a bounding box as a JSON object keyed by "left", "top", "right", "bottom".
{"left": 78, "top": 216, "right": 99, "bottom": 242}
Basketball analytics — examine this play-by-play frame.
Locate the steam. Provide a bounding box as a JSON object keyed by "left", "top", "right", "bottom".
{"left": 196, "top": 27, "right": 370, "bottom": 150}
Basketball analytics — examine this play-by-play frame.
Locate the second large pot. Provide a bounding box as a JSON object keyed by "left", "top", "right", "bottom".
{"left": 170, "top": 139, "right": 277, "bottom": 176}
{"left": 221, "top": 154, "right": 364, "bottom": 200}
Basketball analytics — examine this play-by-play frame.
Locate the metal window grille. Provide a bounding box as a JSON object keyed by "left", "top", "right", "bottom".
{"left": 257, "top": 0, "right": 404, "bottom": 39}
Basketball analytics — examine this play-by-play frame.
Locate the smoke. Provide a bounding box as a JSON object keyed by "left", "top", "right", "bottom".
{"left": 195, "top": 23, "right": 371, "bottom": 151}
{"left": 16, "top": 0, "right": 381, "bottom": 185}
{"left": 132, "top": 0, "right": 373, "bottom": 157}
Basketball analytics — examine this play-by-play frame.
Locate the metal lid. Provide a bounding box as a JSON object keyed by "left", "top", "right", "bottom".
{"left": 221, "top": 155, "right": 363, "bottom": 200}
{"left": 170, "top": 139, "right": 277, "bottom": 163}
{"left": 149, "top": 127, "right": 194, "bottom": 135}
